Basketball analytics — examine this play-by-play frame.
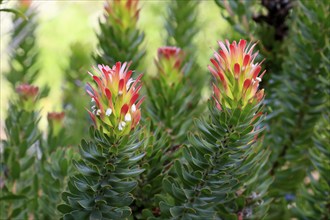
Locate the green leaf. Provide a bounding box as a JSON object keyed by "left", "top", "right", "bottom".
{"left": 21, "top": 156, "right": 34, "bottom": 171}
{"left": 57, "top": 204, "right": 73, "bottom": 214}
{"left": 108, "top": 180, "right": 137, "bottom": 193}
{"left": 170, "top": 206, "right": 185, "bottom": 217}
{"left": 18, "top": 141, "right": 29, "bottom": 158}
{"left": 105, "top": 194, "right": 134, "bottom": 207}
{"left": 60, "top": 158, "right": 68, "bottom": 176}
{"left": 116, "top": 168, "right": 144, "bottom": 178}
{"left": 73, "top": 160, "right": 99, "bottom": 176}
{"left": 11, "top": 160, "right": 20, "bottom": 179}
{"left": 77, "top": 198, "right": 94, "bottom": 209}
{"left": 10, "top": 207, "right": 24, "bottom": 218}
{"left": 163, "top": 177, "right": 174, "bottom": 195}
{"left": 0, "top": 8, "right": 28, "bottom": 20}
{"left": 89, "top": 210, "right": 102, "bottom": 220}
{"left": 0, "top": 194, "right": 26, "bottom": 200}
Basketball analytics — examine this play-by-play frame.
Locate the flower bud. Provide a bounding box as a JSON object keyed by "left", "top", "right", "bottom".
{"left": 87, "top": 62, "right": 143, "bottom": 137}
{"left": 16, "top": 84, "right": 39, "bottom": 111}
{"left": 104, "top": 0, "right": 140, "bottom": 31}
{"left": 20, "top": 0, "right": 32, "bottom": 7}
{"left": 47, "top": 112, "right": 65, "bottom": 136}
{"left": 209, "top": 40, "right": 266, "bottom": 109}
{"left": 156, "top": 46, "right": 185, "bottom": 86}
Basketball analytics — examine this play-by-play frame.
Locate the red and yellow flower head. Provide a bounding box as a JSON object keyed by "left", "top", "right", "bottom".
{"left": 87, "top": 62, "right": 143, "bottom": 136}
{"left": 156, "top": 46, "right": 185, "bottom": 86}
{"left": 209, "top": 40, "right": 266, "bottom": 110}
{"left": 104, "top": 0, "right": 140, "bottom": 31}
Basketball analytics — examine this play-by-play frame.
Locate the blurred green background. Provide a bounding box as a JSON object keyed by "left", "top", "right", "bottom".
{"left": 1, "top": 0, "right": 227, "bottom": 132}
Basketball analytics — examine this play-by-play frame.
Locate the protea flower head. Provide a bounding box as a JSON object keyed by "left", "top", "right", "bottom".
{"left": 87, "top": 62, "right": 143, "bottom": 136}
{"left": 47, "top": 112, "right": 65, "bottom": 136}
{"left": 209, "top": 39, "right": 266, "bottom": 110}
{"left": 16, "top": 84, "right": 39, "bottom": 111}
{"left": 104, "top": 0, "right": 140, "bottom": 31}
{"left": 156, "top": 46, "right": 185, "bottom": 86}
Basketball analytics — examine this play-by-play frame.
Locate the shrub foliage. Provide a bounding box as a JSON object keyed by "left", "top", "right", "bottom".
{"left": 1, "top": 0, "right": 329, "bottom": 219}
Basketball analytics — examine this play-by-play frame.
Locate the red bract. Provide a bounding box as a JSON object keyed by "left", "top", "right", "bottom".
{"left": 87, "top": 62, "right": 143, "bottom": 136}
{"left": 209, "top": 39, "right": 266, "bottom": 109}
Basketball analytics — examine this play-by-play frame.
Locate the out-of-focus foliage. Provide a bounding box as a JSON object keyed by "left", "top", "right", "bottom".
{"left": 38, "top": 147, "right": 76, "bottom": 219}
{"left": 1, "top": 4, "right": 43, "bottom": 218}
{"left": 215, "top": 0, "right": 293, "bottom": 82}
{"left": 95, "top": 0, "right": 145, "bottom": 71}
{"left": 0, "top": 0, "right": 28, "bottom": 20}
{"left": 293, "top": 112, "right": 330, "bottom": 219}
{"left": 264, "top": 0, "right": 330, "bottom": 218}
{"left": 1, "top": 103, "right": 41, "bottom": 219}
{"left": 62, "top": 42, "right": 92, "bottom": 145}
{"left": 1, "top": 3, "right": 76, "bottom": 218}
{"left": 1, "top": 89, "right": 75, "bottom": 219}
{"left": 3, "top": 0, "right": 49, "bottom": 96}
{"left": 145, "top": 47, "right": 201, "bottom": 146}
{"left": 164, "top": 0, "right": 206, "bottom": 95}
{"left": 136, "top": 2, "right": 207, "bottom": 218}
{"left": 165, "top": 0, "right": 199, "bottom": 53}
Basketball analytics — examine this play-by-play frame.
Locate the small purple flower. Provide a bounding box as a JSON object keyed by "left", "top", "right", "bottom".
{"left": 285, "top": 193, "right": 295, "bottom": 201}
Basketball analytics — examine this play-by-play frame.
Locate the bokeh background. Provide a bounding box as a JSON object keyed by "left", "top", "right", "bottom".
{"left": 1, "top": 0, "right": 227, "bottom": 132}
